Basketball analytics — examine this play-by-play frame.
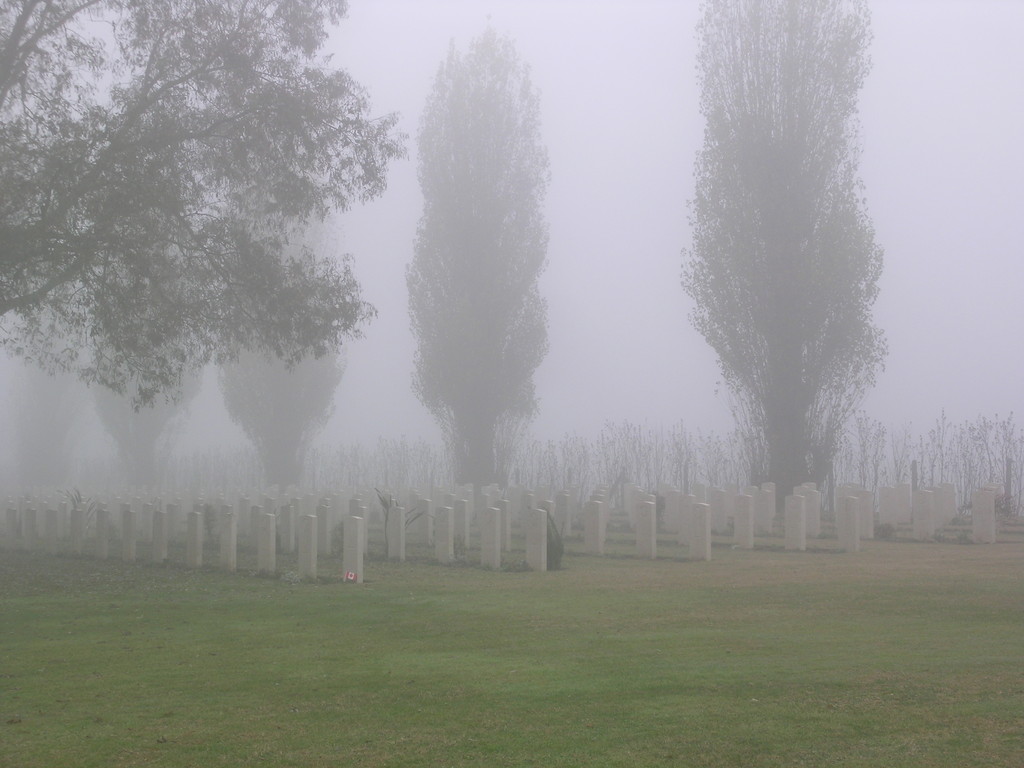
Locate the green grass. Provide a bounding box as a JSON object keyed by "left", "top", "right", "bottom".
{"left": 2, "top": 536, "right": 1022, "bottom": 767}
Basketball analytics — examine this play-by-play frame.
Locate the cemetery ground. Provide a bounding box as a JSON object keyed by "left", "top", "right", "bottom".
{"left": 2, "top": 531, "right": 1022, "bottom": 767}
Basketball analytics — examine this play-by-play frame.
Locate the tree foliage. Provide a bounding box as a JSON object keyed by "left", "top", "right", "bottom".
{"left": 0, "top": 0, "right": 402, "bottom": 402}
{"left": 408, "top": 29, "right": 549, "bottom": 486}
{"left": 682, "top": 0, "right": 885, "bottom": 497}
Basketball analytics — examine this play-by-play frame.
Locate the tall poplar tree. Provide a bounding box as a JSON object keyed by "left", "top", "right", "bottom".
{"left": 408, "top": 29, "right": 549, "bottom": 486}
{"left": 682, "top": 0, "right": 885, "bottom": 499}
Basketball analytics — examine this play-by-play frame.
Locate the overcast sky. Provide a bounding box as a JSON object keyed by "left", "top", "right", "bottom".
{"left": 4, "top": 0, "right": 1022, "bottom": 461}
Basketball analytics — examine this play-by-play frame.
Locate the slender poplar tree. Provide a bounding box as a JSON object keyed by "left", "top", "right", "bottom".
{"left": 408, "top": 29, "right": 550, "bottom": 486}
{"left": 682, "top": 0, "right": 886, "bottom": 499}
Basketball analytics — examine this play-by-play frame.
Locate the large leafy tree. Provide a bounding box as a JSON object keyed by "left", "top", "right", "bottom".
{"left": 0, "top": 0, "right": 401, "bottom": 402}
{"left": 408, "top": 28, "right": 549, "bottom": 487}
{"left": 682, "top": 0, "right": 885, "bottom": 499}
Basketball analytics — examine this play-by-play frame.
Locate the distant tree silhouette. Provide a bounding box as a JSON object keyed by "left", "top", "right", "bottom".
{"left": 408, "top": 29, "right": 550, "bottom": 486}
{"left": 682, "top": 0, "right": 886, "bottom": 499}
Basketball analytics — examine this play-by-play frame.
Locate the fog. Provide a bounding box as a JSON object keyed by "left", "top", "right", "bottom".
{"left": 3, "top": 0, "right": 1022, "bottom": 466}
{"left": 309, "top": 0, "right": 1024, "bottom": 448}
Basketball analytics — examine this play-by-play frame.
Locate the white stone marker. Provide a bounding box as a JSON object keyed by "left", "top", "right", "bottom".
{"left": 912, "top": 489, "right": 935, "bottom": 541}
{"left": 298, "top": 514, "right": 317, "bottom": 580}
{"left": 936, "top": 483, "right": 957, "bottom": 528}
{"left": 453, "top": 498, "right": 471, "bottom": 548}
{"left": 342, "top": 516, "right": 365, "bottom": 583}
{"left": 635, "top": 498, "right": 657, "bottom": 559}
{"left": 878, "top": 486, "right": 897, "bottom": 528}
{"left": 896, "top": 483, "right": 913, "bottom": 525}
{"left": 70, "top": 507, "right": 85, "bottom": 555}
{"left": 256, "top": 509, "right": 276, "bottom": 575}
{"left": 972, "top": 488, "right": 997, "bottom": 544}
{"left": 278, "top": 503, "right": 295, "bottom": 554}
{"left": 435, "top": 506, "right": 454, "bottom": 564}
{"left": 784, "top": 494, "right": 806, "bottom": 551}
{"left": 316, "top": 502, "right": 332, "bottom": 555}
{"left": 95, "top": 505, "right": 109, "bottom": 560}
{"left": 186, "top": 510, "right": 203, "bottom": 568}
{"left": 4, "top": 506, "right": 17, "bottom": 549}
{"left": 708, "top": 487, "right": 729, "bottom": 534}
{"left": 837, "top": 495, "right": 861, "bottom": 552}
{"left": 525, "top": 507, "right": 548, "bottom": 571}
{"left": 796, "top": 485, "right": 821, "bottom": 538}
{"left": 758, "top": 483, "right": 776, "bottom": 535}
{"left": 480, "top": 507, "right": 502, "bottom": 570}
{"left": 496, "top": 498, "right": 512, "bottom": 552}
{"left": 152, "top": 508, "right": 169, "bottom": 563}
{"left": 387, "top": 504, "right": 406, "bottom": 562}
{"left": 121, "top": 504, "right": 136, "bottom": 562}
{"left": 856, "top": 489, "right": 874, "bottom": 540}
{"left": 584, "top": 499, "right": 605, "bottom": 555}
{"left": 677, "top": 494, "right": 695, "bottom": 548}
{"left": 45, "top": 507, "right": 60, "bottom": 554}
{"left": 689, "top": 502, "right": 712, "bottom": 561}
{"left": 220, "top": 507, "right": 236, "bottom": 573}
{"left": 555, "top": 491, "right": 572, "bottom": 536}
{"left": 734, "top": 494, "right": 754, "bottom": 550}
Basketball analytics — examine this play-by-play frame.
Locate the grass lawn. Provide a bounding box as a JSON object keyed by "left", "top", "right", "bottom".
{"left": 1, "top": 534, "right": 1022, "bottom": 767}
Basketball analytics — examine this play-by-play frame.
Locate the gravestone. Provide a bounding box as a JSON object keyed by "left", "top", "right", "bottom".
{"left": 278, "top": 502, "right": 295, "bottom": 554}
{"left": 256, "top": 508, "right": 276, "bottom": 575}
{"left": 342, "top": 516, "right": 365, "bottom": 583}
{"left": 689, "top": 502, "right": 712, "bottom": 561}
{"left": 479, "top": 506, "right": 502, "bottom": 570}
{"left": 677, "top": 494, "right": 695, "bottom": 547}
{"left": 45, "top": 507, "right": 59, "bottom": 554}
{"left": 315, "top": 501, "right": 332, "bottom": 555}
{"left": 795, "top": 485, "right": 821, "bottom": 538}
{"left": 584, "top": 499, "right": 605, "bottom": 555}
{"left": 219, "top": 507, "right": 236, "bottom": 573}
{"left": 912, "top": 488, "right": 935, "bottom": 540}
{"left": 186, "top": 509, "right": 203, "bottom": 568}
{"left": 972, "top": 488, "right": 997, "bottom": 544}
{"left": 435, "top": 506, "right": 454, "bottom": 564}
{"left": 496, "top": 498, "right": 512, "bottom": 552}
{"left": 635, "top": 497, "right": 657, "bottom": 559}
{"left": 151, "top": 508, "right": 169, "bottom": 563}
{"left": 525, "top": 507, "right": 548, "bottom": 571}
{"left": 298, "top": 514, "right": 317, "bottom": 580}
{"left": 453, "top": 498, "right": 471, "bottom": 549}
{"left": 70, "top": 506, "right": 85, "bottom": 555}
{"left": 555, "top": 491, "right": 572, "bottom": 536}
{"left": 757, "top": 483, "right": 776, "bottom": 534}
{"left": 878, "top": 486, "right": 898, "bottom": 527}
{"left": 837, "top": 495, "right": 860, "bottom": 552}
{"left": 784, "top": 494, "right": 806, "bottom": 551}
{"left": 121, "top": 504, "right": 136, "bottom": 562}
{"left": 856, "top": 489, "right": 875, "bottom": 540}
{"left": 387, "top": 504, "right": 406, "bottom": 562}
{"left": 95, "top": 505, "right": 109, "bottom": 560}
{"left": 734, "top": 493, "right": 754, "bottom": 550}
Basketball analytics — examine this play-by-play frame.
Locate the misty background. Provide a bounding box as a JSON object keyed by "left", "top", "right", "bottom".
{"left": 1, "top": 0, "right": 1021, "bottom": 469}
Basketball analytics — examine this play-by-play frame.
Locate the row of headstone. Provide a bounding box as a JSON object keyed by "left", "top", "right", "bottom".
{"left": 4, "top": 478, "right": 1005, "bottom": 580}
